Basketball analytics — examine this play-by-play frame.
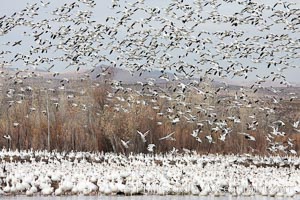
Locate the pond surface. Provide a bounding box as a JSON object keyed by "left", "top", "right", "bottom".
{"left": 0, "top": 195, "right": 295, "bottom": 200}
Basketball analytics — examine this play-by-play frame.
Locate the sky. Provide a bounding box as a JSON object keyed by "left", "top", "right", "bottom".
{"left": 0, "top": 0, "right": 299, "bottom": 86}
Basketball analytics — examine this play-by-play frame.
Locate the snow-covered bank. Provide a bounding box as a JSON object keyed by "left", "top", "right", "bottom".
{"left": 0, "top": 150, "right": 300, "bottom": 197}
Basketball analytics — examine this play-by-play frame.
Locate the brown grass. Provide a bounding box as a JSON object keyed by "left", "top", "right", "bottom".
{"left": 0, "top": 78, "right": 299, "bottom": 155}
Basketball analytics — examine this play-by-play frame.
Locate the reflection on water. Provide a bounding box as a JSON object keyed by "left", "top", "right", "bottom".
{"left": 0, "top": 195, "right": 295, "bottom": 200}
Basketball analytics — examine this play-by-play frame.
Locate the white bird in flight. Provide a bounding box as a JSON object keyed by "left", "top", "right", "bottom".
{"left": 137, "top": 130, "right": 150, "bottom": 143}
{"left": 3, "top": 135, "right": 11, "bottom": 140}
{"left": 292, "top": 120, "right": 299, "bottom": 129}
{"left": 191, "top": 129, "right": 200, "bottom": 138}
{"left": 121, "top": 139, "right": 130, "bottom": 149}
{"left": 205, "top": 135, "right": 214, "bottom": 144}
{"left": 238, "top": 132, "right": 256, "bottom": 141}
{"left": 159, "top": 132, "right": 175, "bottom": 141}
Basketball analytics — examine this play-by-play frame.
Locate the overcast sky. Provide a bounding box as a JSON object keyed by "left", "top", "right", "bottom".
{"left": 0, "top": 0, "right": 299, "bottom": 86}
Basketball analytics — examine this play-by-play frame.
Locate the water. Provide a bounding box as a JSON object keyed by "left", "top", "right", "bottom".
{"left": 0, "top": 195, "right": 295, "bottom": 200}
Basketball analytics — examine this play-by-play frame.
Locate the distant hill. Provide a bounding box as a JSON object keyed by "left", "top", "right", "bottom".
{"left": 1, "top": 65, "right": 299, "bottom": 92}
{"left": 78, "top": 65, "right": 177, "bottom": 84}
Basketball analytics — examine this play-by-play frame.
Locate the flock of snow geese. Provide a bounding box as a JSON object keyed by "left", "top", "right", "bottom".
{"left": 0, "top": 0, "right": 300, "bottom": 196}
{"left": 0, "top": 0, "right": 299, "bottom": 155}
{"left": 0, "top": 149, "right": 300, "bottom": 197}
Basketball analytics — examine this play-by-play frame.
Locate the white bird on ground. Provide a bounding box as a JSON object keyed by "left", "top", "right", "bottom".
{"left": 159, "top": 132, "right": 175, "bottom": 141}
{"left": 147, "top": 144, "right": 155, "bottom": 152}
{"left": 170, "top": 147, "right": 178, "bottom": 154}
{"left": 137, "top": 130, "right": 150, "bottom": 143}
